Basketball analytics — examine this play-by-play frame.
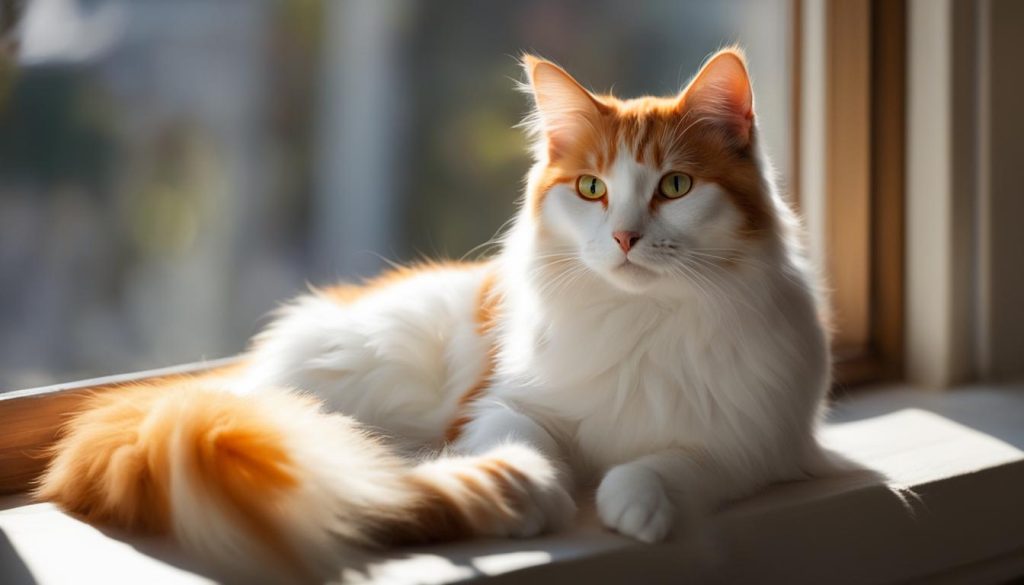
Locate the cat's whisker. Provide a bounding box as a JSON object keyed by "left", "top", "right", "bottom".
{"left": 678, "top": 256, "right": 771, "bottom": 327}
{"left": 537, "top": 263, "right": 591, "bottom": 298}
{"left": 37, "top": 49, "right": 836, "bottom": 580}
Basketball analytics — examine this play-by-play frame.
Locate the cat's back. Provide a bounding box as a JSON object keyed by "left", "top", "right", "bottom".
{"left": 245, "top": 260, "right": 498, "bottom": 445}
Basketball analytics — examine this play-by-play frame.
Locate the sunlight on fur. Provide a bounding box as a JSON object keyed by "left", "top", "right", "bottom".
{"left": 36, "top": 48, "right": 886, "bottom": 582}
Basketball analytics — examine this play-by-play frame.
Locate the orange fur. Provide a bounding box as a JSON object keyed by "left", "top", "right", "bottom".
{"left": 386, "top": 476, "right": 473, "bottom": 544}
{"left": 524, "top": 49, "right": 773, "bottom": 239}
{"left": 35, "top": 261, "right": 555, "bottom": 578}
{"left": 36, "top": 382, "right": 174, "bottom": 532}
{"left": 377, "top": 450, "right": 556, "bottom": 546}
{"left": 32, "top": 51, "right": 776, "bottom": 579}
{"left": 444, "top": 269, "right": 501, "bottom": 443}
{"left": 319, "top": 260, "right": 503, "bottom": 444}
{"left": 35, "top": 374, "right": 312, "bottom": 571}
{"left": 398, "top": 447, "right": 560, "bottom": 541}
{"left": 473, "top": 269, "right": 502, "bottom": 337}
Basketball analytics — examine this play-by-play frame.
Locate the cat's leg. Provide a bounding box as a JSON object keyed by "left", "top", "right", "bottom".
{"left": 455, "top": 399, "right": 564, "bottom": 461}
{"left": 596, "top": 447, "right": 768, "bottom": 543}
{"left": 409, "top": 398, "right": 577, "bottom": 538}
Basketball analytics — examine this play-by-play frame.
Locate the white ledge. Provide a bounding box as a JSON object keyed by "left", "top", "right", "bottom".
{"left": 2, "top": 385, "right": 1023, "bottom": 584}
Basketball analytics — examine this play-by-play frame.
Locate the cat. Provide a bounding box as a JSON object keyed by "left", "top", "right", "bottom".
{"left": 37, "top": 48, "right": 839, "bottom": 582}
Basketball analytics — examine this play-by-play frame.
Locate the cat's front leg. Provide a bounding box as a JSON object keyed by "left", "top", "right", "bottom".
{"left": 418, "top": 399, "right": 577, "bottom": 537}
{"left": 596, "top": 457, "right": 677, "bottom": 543}
{"left": 597, "top": 447, "right": 757, "bottom": 543}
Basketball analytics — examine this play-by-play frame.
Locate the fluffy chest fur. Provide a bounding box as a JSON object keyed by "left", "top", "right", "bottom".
{"left": 38, "top": 50, "right": 840, "bottom": 571}
{"left": 539, "top": 301, "right": 726, "bottom": 470}
{"left": 491, "top": 254, "right": 822, "bottom": 476}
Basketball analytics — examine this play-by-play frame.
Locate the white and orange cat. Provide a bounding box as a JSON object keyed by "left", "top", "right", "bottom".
{"left": 38, "top": 49, "right": 839, "bottom": 581}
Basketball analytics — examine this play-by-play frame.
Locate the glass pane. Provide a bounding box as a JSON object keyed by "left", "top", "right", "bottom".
{"left": 0, "top": 0, "right": 791, "bottom": 389}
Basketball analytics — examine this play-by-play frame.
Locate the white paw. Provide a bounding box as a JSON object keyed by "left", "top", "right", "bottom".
{"left": 596, "top": 463, "right": 675, "bottom": 543}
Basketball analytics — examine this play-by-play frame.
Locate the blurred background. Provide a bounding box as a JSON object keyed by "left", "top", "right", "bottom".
{"left": 0, "top": 0, "right": 792, "bottom": 389}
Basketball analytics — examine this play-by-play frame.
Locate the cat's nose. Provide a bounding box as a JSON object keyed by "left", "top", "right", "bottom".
{"left": 612, "top": 231, "right": 642, "bottom": 254}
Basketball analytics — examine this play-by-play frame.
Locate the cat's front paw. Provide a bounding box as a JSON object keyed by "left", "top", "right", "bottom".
{"left": 596, "top": 463, "right": 674, "bottom": 543}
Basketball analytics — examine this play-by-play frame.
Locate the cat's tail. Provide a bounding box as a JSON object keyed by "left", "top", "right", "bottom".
{"left": 35, "top": 374, "right": 571, "bottom": 583}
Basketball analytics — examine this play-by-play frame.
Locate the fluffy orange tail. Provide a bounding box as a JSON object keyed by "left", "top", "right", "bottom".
{"left": 36, "top": 372, "right": 572, "bottom": 582}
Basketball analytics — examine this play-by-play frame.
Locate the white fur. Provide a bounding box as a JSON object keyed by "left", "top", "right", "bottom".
{"left": 456, "top": 137, "right": 828, "bottom": 541}
{"left": 245, "top": 265, "right": 493, "bottom": 448}
{"left": 164, "top": 386, "right": 417, "bottom": 583}
{"left": 248, "top": 55, "right": 831, "bottom": 546}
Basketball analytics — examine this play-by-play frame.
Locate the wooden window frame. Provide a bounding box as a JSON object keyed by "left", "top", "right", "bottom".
{"left": 796, "top": 0, "right": 907, "bottom": 388}
{"left": 0, "top": 358, "right": 239, "bottom": 495}
{"left": 0, "top": 2, "right": 906, "bottom": 495}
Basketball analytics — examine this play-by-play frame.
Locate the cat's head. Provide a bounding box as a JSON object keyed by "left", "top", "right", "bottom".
{"left": 519, "top": 48, "right": 778, "bottom": 295}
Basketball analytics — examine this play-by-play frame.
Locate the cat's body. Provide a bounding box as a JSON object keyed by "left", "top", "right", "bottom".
{"left": 244, "top": 262, "right": 498, "bottom": 449}
{"left": 38, "top": 49, "right": 837, "bottom": 582}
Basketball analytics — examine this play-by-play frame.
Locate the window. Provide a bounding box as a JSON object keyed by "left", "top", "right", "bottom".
{"left": 797, "top": 0, "right": 905, "bottom": 387}
{"left": 0, "top": 0, "right": 794, "bottom": 389}
{"left": 4, "top": 4, "right": 1024, "bottom": 584}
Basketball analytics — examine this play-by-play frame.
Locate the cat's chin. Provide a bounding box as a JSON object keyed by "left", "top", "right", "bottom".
{"left": 602, "top": 260, "right": 660, "bottom": 294}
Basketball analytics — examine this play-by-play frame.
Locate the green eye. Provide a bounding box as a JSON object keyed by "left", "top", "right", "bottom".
{"left": 576, "top": 175, "right": 607, "bottom": 200}
{"left": 659, "top": 172, "right": 693, "bottom": 199}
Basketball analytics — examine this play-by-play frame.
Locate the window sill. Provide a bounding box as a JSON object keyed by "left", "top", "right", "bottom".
{"left": 1, "top": 384, "right": 1023, "bottom": 584}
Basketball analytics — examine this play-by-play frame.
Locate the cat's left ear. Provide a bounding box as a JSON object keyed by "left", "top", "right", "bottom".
{"left": 677, "top": 48, "right": 755, "bottom": 147}
{"left": 522, "top": 55, "right": 608, "bottom": 158}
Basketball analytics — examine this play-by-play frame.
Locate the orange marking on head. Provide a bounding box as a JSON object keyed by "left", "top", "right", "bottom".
{"left": 633, "top": 117, "right": 654, "bottom": 164}
{"left": 651, "top": 139, "right": 664, "bottom": 168}
{"left": 523, "top": 50, "right": 774, "bottom": 241}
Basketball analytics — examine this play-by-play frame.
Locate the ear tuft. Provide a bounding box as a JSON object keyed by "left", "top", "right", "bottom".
{"left": 520, "top": 53, "right": 544, "bottom": 80}
{"left": 679, "top": 48, "right": 755, "bottom": 145}
{"left": 520, "top": 55, "right": 605, "bottom": 159}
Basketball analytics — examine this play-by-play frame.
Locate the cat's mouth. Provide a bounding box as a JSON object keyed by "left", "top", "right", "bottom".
{"left": 604, "top": 259, "right": 660, "bottom": 293}
{"left": 617, "top": 257, "right": 651, "bottom": 270}
{"left": 613, "top": 258, "right": 658, "bottom": 279}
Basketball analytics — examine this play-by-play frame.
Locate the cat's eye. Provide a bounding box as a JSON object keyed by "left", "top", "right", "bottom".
{"left": 658, "top": 172, "right": 693, "bottom": 199}
{"left": 576, "top": 175, "right": 607, "bottom": 200}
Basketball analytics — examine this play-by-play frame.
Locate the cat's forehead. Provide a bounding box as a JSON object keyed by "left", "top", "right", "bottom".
{"left": 562, "top": 97, "right": 696, "bottom": 172}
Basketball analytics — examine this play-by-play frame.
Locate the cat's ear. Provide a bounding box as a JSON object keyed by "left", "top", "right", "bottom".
{"left": 678, "top": 48, "right": 755, "bottom": 146}
{"left": 521, "top": 55, "right": 607, "bottom": 158}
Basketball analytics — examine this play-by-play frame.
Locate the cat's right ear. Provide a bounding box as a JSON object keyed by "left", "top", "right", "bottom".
{"left": 676, "top": 48, "right": 755, "bottom": 148}
{"left": 521, "top": 55, "right": 607, "bottom": 159}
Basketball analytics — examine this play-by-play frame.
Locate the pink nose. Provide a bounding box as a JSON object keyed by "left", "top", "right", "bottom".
{"left": 612, "top": 231, "right": 642, "bottom": 254}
